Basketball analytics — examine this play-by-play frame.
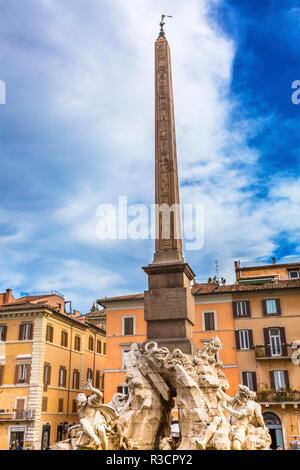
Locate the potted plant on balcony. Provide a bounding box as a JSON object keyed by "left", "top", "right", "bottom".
{"left": 255, "top": 345, "right": 266, "bottom": 358}
{"left": 256, "top": 383, "right": 270, "bottom": 401}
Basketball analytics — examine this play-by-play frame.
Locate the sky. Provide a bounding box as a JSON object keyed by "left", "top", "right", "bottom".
{"left": 0, "top": 0, "right": 299, "bottom": 312}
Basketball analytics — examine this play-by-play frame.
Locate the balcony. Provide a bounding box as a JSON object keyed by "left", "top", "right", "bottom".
{"left": 256, "top": 389, "right": 300, "bottom": 407}
{"left": 255, "top": 345, "right": 293, "bottom": 360}
{"left": 0, "top": 409, "right": 35, "bottom": 422}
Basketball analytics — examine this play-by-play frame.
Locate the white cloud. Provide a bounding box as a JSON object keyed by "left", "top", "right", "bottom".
{"left": 1, "top": 0, "right": 299, "bottom": 308}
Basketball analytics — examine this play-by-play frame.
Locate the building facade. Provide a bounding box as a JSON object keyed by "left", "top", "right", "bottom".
{"left": 0, "top": 290, "right": 106, "bottom": 450}
{"left": 99, "top": 259, "right": 300, "bottom": 450}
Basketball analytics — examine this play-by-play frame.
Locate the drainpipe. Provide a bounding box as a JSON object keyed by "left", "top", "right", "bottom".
{"left": 93, "top": 330, "right": 96, "bottom": 386}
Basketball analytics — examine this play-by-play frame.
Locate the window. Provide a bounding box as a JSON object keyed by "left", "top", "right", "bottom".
{"left": 233, "top": 301, "right": 250, "bottom": 318}
{"left": 15, "top": 363, "right": 30, "bottom": 384}
{"left": 235, "top": 329, "right": 253, "bottom": 351}
{"left": 44, "top": 363, "right": 51, "bottom": 386}
{"left": 58, "top": 366, "right": 67, "bottom": 387}
{"left": 73, "top": 369, "right": 80, "bottom": 390}
{"left": 203, "top": 312, "right": 216, "bottom": 331}
{"left": 117, "top": 385, "right": 129, "bottom": 395}
{"left": 0, "top": 365, "right": 3, "bottom": 386}
{"left": 103, "top": 343, "right": 106, "bottom": 355}
{"left": 122, "top": 349, "right": 130, "bottom": 369}
{"left": 42, "top": 397, "right": 48, "bottom": 412}
{"left": 288, "top": 270, "right": 299, "bottom": 279}
{"left": 97, "top": 340, "right": 102, "bottom": 354}
{"left": 46, "top": 324, "right": 54, "bottom": 343}
{"left": 19, "top": 322, "right": 33, "bottom": 340}
{"left": 122, "top": 316, "right": 135, "bottom": 336}
{"left": 61, "top": 331, "right": 68, "bottom": 348}
{"left": 72, "top": 399, "right": 77, "bottom": 413}
{"left": 263, "top": 299, "right": 281, "bottom": 316}
{"left": 242, "top": 371, "right": 257, "bottom": 391}
{"left": 88, "top": 336, "right": 94, "bottom": 351}
{"left": 95, "top": 370, "right": 101, "bottom": 389}
{"left": 0, "top": 324, "right": 7, "bottom": 341}
{"left": 58, "top": 398, "right": 64, "bottom": 413}
{"left": 269, "top": 328, "right": 282, "bottom": 356}
{"left": 270, "top": 370, "right": 289, "bottom": 391}
{"left": 87, "top": 369, "right": 93, "bottom": 382}
{"left": 74, "top": 335, "right": 81, "bottom": 351}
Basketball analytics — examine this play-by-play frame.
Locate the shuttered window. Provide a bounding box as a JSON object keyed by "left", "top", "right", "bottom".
{"left": 236, "top": 330, "right": 253, "bottom": 350}
{"left": 242, "top": 371, "right": 257, "bottom": 391}
{"left": 14, "top": 363, "right": 30, "bottom": 384}
{"left": 262, "top": 299, "right": 281, "bottom": 316}
{"left": 61, "top": 331, "right": 68, "bottom": 347}
{"left": 103, "top": 343, "right": 106, "bottom": 355}
{"left": 58, "top": 398, "right": 64, "bottom": 413}
{"left": 97, "top": 340, "right": 102, "bottom": 354}
{"left": 42, "top": 397, "right": 48, "bottom": 412}
{"left": 44, "top": 363, "right": 51, "bottom": 386}
{"left": 95, "top": 370, "right": 101, "bottom": 389}
{"left": 233, "top": 301, "right": 251, "bottom": 318}
{"left": 73, "top": 369, "right": 80, "bottom": 389}
{"left": 72, "top": 399, "right": 77, "bottom": 413}
{"left": 0, "top": 365, "right": 4, "bottom": 386}
{"left": 87, "top": 369, "right": 93, "bottom": 382}
{"left": 204, "top": 312, "right": 215, "bottom": 331}
{"left": 58, "top": 366, "right": 67, "bottom": 387}
{"left": 19, "top": 322, "right": 33, "bottom": 340}
{"left": 270, "top": 370, "right": 290, "bottom": 391}
{"left": 88, "top": 336, "right": 94, "bottom": 351}
{"left": 74, "top": 335, "right": 81, "bottom": 351}
{"left": 0, "top": 324, "right": 7, "bottom": 341}
{"left": 46, "top": 325, "right": 54, "bottom": 343}
{"left": 122, "top": 317, "right": 135, "bottom": 336}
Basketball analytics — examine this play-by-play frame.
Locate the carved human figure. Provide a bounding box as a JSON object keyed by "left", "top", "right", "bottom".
{"left": 76, "top": 379, "right": 108, "bottom": 449}
{"left": 220, "top": 385, "right": 270, "bottom": 450}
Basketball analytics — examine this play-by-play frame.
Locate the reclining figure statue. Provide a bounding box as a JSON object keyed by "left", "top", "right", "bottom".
{"left": 51, "top": 379, "right": 118, "bottom": 450}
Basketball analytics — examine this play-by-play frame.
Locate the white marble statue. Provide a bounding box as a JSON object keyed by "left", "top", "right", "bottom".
{"left": 51, "top": 337, "right": 271, "bottom": 451}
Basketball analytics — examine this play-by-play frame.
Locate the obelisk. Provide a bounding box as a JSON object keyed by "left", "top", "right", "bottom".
{"left": 143, "top": 17, "right": 196, "bottom": 354}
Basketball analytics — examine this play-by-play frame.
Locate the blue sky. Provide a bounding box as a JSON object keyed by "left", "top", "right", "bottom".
{"left": 0, "top": 0, "right": 299, "bottom": 312}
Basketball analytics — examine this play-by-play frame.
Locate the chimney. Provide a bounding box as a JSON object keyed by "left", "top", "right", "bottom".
{"left": 4, "top": 289, "right": 13, "bottom": 304}
{"left": 272, "top": 257, "right": 276, "bottom": 266}
{"left": 73, "top": 310, "right": 80, "bottom": 318}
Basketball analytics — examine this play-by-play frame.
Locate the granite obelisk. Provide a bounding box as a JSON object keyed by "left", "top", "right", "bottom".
{"left": 143, "top": 18, "right": 196, "bottom": 354}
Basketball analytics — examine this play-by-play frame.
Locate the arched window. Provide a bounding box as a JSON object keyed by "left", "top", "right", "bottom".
{"left": 263, "top": 412, "right": 284, "bottom": 450}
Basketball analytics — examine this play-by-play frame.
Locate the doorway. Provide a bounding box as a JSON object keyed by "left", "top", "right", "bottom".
{"left": 9, "top": 426, "right": 26, "bottom": 449}
{"left": 263, "top": 412, "right": 284, "bottom": 449}
{"left": 41, "top": 424, "right": 51, "bottom": 450}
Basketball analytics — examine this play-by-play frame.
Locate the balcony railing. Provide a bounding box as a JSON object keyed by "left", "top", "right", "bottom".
{"left": 256, "top": 390, "right": 300, "bottom": 403}
{"left": 255, "top": 345, "right": 292, "bottom": 360}
{"left": 0, "top": 409, "right": 35, "bottom": 421}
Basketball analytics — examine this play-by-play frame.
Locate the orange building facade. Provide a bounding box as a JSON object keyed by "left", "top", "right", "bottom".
{"left": 99, "top": 259, "right": 300, "bottom": 450}
{"left": 0, "top": 290, "right": 106, "bottom": 450}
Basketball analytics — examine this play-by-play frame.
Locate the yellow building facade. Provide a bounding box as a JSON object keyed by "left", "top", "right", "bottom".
{"left": 0, "top": 290, "right": 106, "bottom": 450}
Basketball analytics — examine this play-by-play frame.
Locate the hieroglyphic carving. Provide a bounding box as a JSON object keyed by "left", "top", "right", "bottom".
{"left": 155, "top": 37, "right": 182, "bottom": 254}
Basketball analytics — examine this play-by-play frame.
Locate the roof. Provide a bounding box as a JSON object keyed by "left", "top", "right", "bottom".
{"left": 0, "top": 300, "right": 105, "bottom": 333}
{"left": 81, "top": 309, "right": 106, "bottom": 319}
{"left": 237, "top": 262, "right": 300, "bottom": 271}
{"left": 97, "top": 293, "right": 144, "bottom": 304}
{"left": 97, "top": 280, "right": 300, "bottom": 305}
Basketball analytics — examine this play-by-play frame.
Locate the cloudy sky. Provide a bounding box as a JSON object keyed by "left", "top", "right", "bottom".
{"left": 0, "top": 0, "right": 299, "bottom": 312}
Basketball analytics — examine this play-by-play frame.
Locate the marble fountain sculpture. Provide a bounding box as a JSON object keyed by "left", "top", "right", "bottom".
{"left": 52, "top": 338, "right": 271, "bottom": 451}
